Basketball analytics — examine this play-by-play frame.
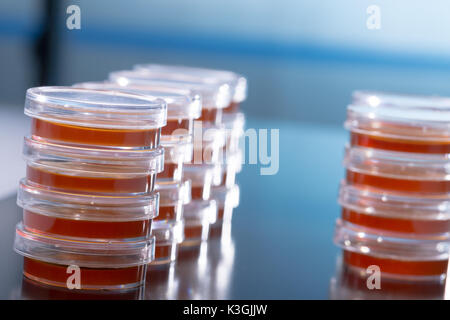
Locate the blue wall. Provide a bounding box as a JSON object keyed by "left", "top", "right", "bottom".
{"left": 2, "top": 0, "right": 450, "bottom": 125}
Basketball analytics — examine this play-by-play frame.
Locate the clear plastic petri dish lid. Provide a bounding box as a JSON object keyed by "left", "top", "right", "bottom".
{"left": 183, "top": 199, "right": 218, "bottom": 225}
{"left": 73, "top": 81, "right": 201, "bottom": 120}
{"left": 347, "top": 90, "right": 450, "bottom": 142}
{"left": 23, "top": 136, "right": 164, "bottom": 176}
{"left": 109, "top": 70, "right": 231, "bottom": 110}
{"left": 210, "top": 184, "right": 240, "bottom": 209}
{"left": 25, "top": 86, "right": 167, "bottom": 130}
{"left": 155, "top": 179, "right": 191, "bottom": 206}
{"left": 344, "top": 145, "right": 450, "bottom": 181}
{"left": 151, "top": 220, "right": 185, "bottom": 245}
{"left": 17, "top": 178, "right": 159, "bottom": 221}
{"left": 14, "top": 222, "right": 155, "bottom": 268}
{"left": 133, "top": 64, "right": 247, "bottom": 103}
{"left": 334, "top": 219, "right": 450, "bottom": 261}
{"left": 339, "top": 181, "right": 450, "bottom": 221}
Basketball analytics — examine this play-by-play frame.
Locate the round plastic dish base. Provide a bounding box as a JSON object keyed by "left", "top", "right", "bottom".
{"left": 338, "top": 181, "right": 450, "bottom": 236}
{"left": 20, "top": 276, "right": 144, "bottom": 300}
{"left": 18, "top": 179, "right": 159, "bottom": 240}
{"left": 23, "top": 257, "right": 148, "bottom": 290}
{"left": 346, "top": 169, "right": 450, "bottom": 194}
{"left": 154, "top": 203, "right": 183, "bottom": 222}
{"left": 31, "top": 118, "right": 162, "bottom": 149}
{"left": 334, "top": 219, "right": 450, "bottom": 279}
{"left": 350, "top": 131, "right": 450, "bottom": 154}
{"left": 26, "top": 165, "right": 157, "bottom": 195}
{"left": 14, "top": 222, "right": 155, "bottom": 290}
{"left": 344, "top": 145, "right": 450, "bottom": 194}
{"left": 23, "top": 210, "right": 153, "bottom": 241}
{"left": 23, "top": 136, "right": 164, "bottom": 195}
{"left": 341, "top": 208, "right": 450, "bottom": 236}
{"left": 151, "top": 220, "right": 184, "bottom": 265}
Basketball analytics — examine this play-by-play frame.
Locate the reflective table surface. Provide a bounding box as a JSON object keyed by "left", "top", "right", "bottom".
{"left": 0, "top": 119, "right": 447, "bottom": 299}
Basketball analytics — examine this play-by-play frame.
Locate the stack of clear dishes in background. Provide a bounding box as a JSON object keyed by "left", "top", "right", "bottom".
{"left": 14, "top": 87, "right": 167, "bottom": 290}
{"left": 109, "top": 65, "right": 247, "bottom": 247}
{"left": 334, "top": 91, "right": 450, "bottom": 283}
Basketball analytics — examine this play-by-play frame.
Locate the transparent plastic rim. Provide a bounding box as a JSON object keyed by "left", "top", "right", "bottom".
{"left": 211, "top": 184, "right": 240, "bottom": 208}
{"left": 17, "top": 178, "right": 159, "bottom": 221}
{"left": 152, "top": 220, "right": 185, "bottom": 245}
{"left": 339, "top": 181, "right": 450, "bottom": 221}
{"left": 344, "top": 145, "right": 450, "bottom": 181}
{"left": 347, "top": 91, "right": 450, "bottom": 141}
{"left": 183, "top": 199, "right": 218, "bottom": 225}
{"left": 24, "top": 136, "right": 164, "bottom": 175}
{"left": 109, "top": 70, "right": 231, "bottom": 109}
{"left": 14, "top": 222, "right": 155, "bottom": 268}
{"left": 155, "top": 179, "right": 191, "bottom": 206}
{"left": 133, "top": 64, "right": 247, "bottom": 103}
{"left": 25, "top": 86, "right": 167, "bottom": 129}
{"left": 73, "top": 81, "right": 202, "bottom": 120}
{"left": 334, "top": 219, "right": 450, "bottom": 261}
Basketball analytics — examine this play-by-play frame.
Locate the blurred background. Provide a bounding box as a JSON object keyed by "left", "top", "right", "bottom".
{"left": 1, "top": 0, "right": 450, "bottom": 298}
{"left": 3, "top": 0, "right": 450, "bottom": 121}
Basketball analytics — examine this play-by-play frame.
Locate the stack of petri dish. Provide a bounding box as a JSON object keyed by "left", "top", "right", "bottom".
{"left": 72, "top": 81, "right": 202, "bottom": 272}
{"left": 334, "top": 91, "right": 450, "bottom": 282}
{"left": 109, "top": 65, "right": 247, "bottom": 247}
{"left": 14, "top": 87, "right": 167, "bottom": 290}
{"left": 131, "top": 64, "right": 247, "bottom": 240}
